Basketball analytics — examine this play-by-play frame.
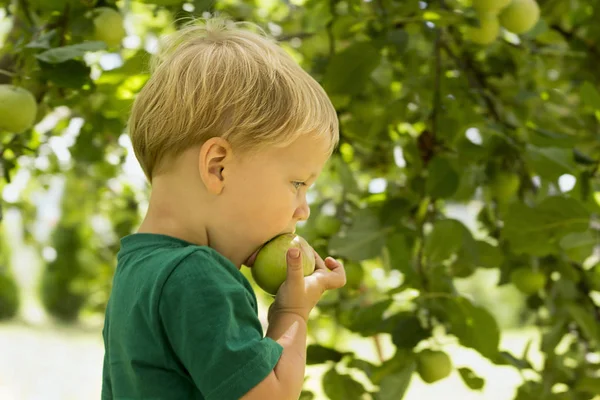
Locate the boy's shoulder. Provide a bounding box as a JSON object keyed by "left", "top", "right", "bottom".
{"left": 115, "top": 233, "right": 251, "bottom": 294}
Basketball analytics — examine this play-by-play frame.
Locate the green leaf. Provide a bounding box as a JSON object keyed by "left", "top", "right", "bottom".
{"left": 386, "top": 29, "right": 409, "bottom": 53}
{"left": 347, "top": 358, "right": 378, "bottom": 378}
{"left": 524, "top": 146, "right": 575, "bottom": 180}
{"left": 579, "top": 81, "right": 600, "bottom": 110}
{"left": 299, "top": 390, "right": 315, "bottom": 400}
{"left": 426, "top": 156, "right": 460, "bottom": 198}
{"left": 473, "top": 240, "right": 504, "bottom": 269}
{"left": 541, "top": 316, "right": 567, "bottom": 354}
{"left": 306, "top": 344, "right": 351, "bottom": 365}
{"left": 385, "top": 312, "right": 430, "bottom": 349}
{"left": 566, "top": 303, "right": 600, "bottom": 346}
{"left": 493, "top": 351, "right": 533, "bottom": 370}
{"left": 453, "top": 302, "right": 500, "bottom": 359}
{"left": 36, "top": 41, "right": 107, "bottom": 64}
{"left": 26, "top": 30, "right": 57, "bottom": 49}
{"left": 384, "top": 232, "right": 413, "bottom": 274}
{"left": 322, "top": 368, "right": 366, "bottom": 400}
{"left": 574, "top": 376, "right": 600, "bottom": 394}
{"left": 559, "top": 231, "right": 597, "bottom": 263}
{"left": 424, "top": 219, "right": 472, "bottom": 263}
{"left": 371, "top": 350, "right": 415, "bottom": 385}
{"left": 333, "top": 155, "right": 359, "bottom": 194}
{"left": 340, "top": 299, "right": 393, "bottom": 336}
{"left": 429, "top": 297, "right": 500, "bottom": 359}
{"left": 458, "top": 367, "right": 485, "bottom": 390}
{"left": 323, "top": 41, "right": 381, "bottom": 96}
{"left": 39, "top": 60, "right": 93, "bottom": 89}
{"left": 329, "top": 209, "right": 388, "bottom": 261}
{"left": 373, "top": 361, "right": 415, "bottom": 400}
{"left": 503, "top": 196, "right": 590, "bottom": 256}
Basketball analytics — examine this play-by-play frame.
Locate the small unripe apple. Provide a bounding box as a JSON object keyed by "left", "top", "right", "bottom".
{"left": 0, "top": 85, "right": 38, "bottom": 133}
{"left": 499, "top": 0, "right": 540, "bottom": 34}
{"left": 510, "top": 267, "right": 546, "bottom": 295}
{"left": 416, "top": 350, "right": 453, "bottom": 384}
{"left": 490, "top": 171, "right": 520, "bottom": 202}
{"left": 468, "top": 14, "right": 501, "bottom": 45}
{"left": 251, "top": 234, "right": 316, "bottom": 295}
{"left": 93, "top": 7, "right": 126, "bottom": 48}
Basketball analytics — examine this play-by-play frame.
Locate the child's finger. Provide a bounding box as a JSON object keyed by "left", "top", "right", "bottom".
{"left": 312, "top": 249, "right": 328, "bottom": 271}
{"left": 285, "top": 248, "right": 305, "bottom": 289}
{"left": 324, "top": 257, "right": 342, "bottom": 271}
{"left": 320, "top": 261, "right": 346, "bottom": 290}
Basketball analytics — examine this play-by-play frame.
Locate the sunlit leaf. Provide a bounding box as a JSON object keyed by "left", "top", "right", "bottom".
{"left": 322, "top": 368, "right": 366, "bottom": 400}
{"left": 36, "top": 41, "right": 107, "bottom": 63}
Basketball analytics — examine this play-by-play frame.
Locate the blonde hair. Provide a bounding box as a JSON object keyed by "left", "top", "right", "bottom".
{"left": 128, "top": 16, "right": 339, "bottom": 181}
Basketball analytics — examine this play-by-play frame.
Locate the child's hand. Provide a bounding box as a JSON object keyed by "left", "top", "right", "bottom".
{"left": 268, "top": 247, "right": 346, "bottom": 323}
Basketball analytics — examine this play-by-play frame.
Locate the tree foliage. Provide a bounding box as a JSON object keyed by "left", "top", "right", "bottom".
{"left": 1, "top": 0, "right": 600, "bottom": 398}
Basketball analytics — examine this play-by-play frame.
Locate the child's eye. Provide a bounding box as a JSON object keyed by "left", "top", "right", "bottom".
{"left": 292, "top": 181, "right": 306, "bottom": 190}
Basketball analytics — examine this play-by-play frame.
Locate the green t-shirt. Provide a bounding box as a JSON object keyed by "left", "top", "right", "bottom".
{"left": 101, "top": 233, "right": 283, "bottom": 400}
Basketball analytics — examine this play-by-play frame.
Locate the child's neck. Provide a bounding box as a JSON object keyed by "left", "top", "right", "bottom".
{"left": 137, "top": 176, "right": 210, "bottom": 248}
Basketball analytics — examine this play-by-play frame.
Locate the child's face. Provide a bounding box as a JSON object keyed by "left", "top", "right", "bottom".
{"left": 214, "top": 134, "right": 331, "bottom": 266}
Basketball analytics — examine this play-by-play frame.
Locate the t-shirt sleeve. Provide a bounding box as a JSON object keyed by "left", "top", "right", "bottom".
{"left": 159, "top": 250, "right": 283, "bottom": 400}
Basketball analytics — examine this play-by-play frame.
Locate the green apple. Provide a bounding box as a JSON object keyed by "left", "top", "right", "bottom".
{"left": 490, "top": 171, "right": 520, "bottom": 202}
{"left": 0, "top": 85, "right": 38, "bottom": 133}
{"left": 468, "top": 14, "right": 501, "bottom": 45}
{"left": 315, "top": 215, "right": 341, "bottom": 236}
{"left": 93, "top": 7, "right": 126, "bottom": 48}
{"left": 510, "top": 268, "right": 546, "bottom": 295}
{"left": 251, "top": 233, "right": 316, "bottom": 295}
{"left": 473, "top": 0, "right": 511, "bottom": 12}
{"left": 416, "top": 350, "right": 453, "bottom": 384}
{"left": 499, "top": 0, "right": 540, "bottom": 34}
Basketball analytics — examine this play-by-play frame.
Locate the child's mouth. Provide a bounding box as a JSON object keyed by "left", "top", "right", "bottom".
{"left": 244, "top": 249, "right": 260, "bottom": 267}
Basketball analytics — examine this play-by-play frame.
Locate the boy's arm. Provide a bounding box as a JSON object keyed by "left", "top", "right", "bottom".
{"left": 240, "top": 312, "right": 307, "bottom": 400}
{"left": 242, "top": 249, "right": 345, "bottom": 400}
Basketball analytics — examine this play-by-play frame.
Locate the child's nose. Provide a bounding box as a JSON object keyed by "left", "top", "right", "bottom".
{"left": 293, "top": 200, "right": 310, "bottom": 221}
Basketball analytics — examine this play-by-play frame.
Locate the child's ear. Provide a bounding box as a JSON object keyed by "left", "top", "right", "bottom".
{"left": 198, "top": 137, "right": 232, "bottom": 195}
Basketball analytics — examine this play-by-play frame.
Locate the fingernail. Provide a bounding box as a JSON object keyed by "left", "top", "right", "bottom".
{"left": 289, "top": 248, "right": 300, "bottom": 259}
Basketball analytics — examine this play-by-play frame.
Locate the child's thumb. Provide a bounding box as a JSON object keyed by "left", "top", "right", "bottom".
{"left": 276, "top": 321, "right": 300, "bottom": 346}
{"left": 286, "top": 248, "right": 304, "bottom": 282}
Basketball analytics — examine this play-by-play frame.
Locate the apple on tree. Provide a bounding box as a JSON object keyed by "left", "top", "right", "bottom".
{"left": 93, "top": 7, "right": 126, "bottom": 48}
{"left": 499, "top": 0, "right": 541, "bottom": 34}
{"left": 416, "top": 349, "right": 453, "bottom": 384}
{"left": 468, "top": 14, "right": 501, "bottom": 45}
{"left": 250, "top": 233, "right": 316, "bottom": 296}
{"left": 490, "top": 171, "right": 520, "bottom": 203}
{"left": 0, "top": 85, "right": 38, "bottom": 133}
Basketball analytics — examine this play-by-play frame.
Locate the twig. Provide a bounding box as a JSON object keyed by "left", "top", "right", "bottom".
{"left": 0, "top": 69, "right": 16, "bottom": 77}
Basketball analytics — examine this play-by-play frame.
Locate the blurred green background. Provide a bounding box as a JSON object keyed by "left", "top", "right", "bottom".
{"left": 1, "top": 0, "right": 600, "bottom": 399}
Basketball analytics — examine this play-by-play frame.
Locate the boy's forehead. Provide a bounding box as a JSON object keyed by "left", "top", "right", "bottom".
{"left": 277, "top": 135, "right": 331, "bottom": 169}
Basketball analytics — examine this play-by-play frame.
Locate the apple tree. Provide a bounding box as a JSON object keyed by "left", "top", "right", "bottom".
{"left": 1, "top": 0, "right": 600, "bottom": 399}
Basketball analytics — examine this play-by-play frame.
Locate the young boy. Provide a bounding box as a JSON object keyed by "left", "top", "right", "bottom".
{"left": 101, "top": 16, "right": 347, "bottom": 400}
